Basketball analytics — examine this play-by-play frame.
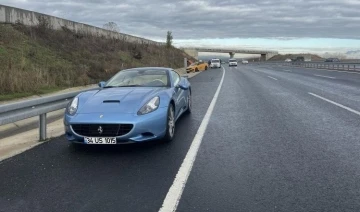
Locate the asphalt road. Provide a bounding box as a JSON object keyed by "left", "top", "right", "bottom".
{"left": 1, "top": 64, "right": 360, "bottom": 212}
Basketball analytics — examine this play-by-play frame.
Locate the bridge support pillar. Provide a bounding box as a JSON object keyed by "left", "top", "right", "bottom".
{"left": 229, "top": 52, "right": 235, "bottom": 58}
{"left": 260, "top": 54, "right": 266, "bottom": 61}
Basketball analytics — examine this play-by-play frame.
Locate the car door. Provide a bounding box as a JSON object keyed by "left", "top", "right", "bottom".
{"left": 170, "top": 70, "right": 184, "bottom": 117}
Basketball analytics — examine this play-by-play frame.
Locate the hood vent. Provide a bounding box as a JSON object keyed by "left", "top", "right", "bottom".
{"left": 103, "top": 100, "right": 120, "bottom": 103}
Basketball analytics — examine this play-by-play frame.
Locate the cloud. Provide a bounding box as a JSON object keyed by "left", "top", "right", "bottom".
{"left": 2, "top": 0, "right": 360, "bottom": 39}
{"left": 2, "top": 0, "right": 360, "bottom": 50}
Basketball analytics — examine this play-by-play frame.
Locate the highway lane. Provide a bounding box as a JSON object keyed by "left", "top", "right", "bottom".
{"left": 250, "top": 64, "right": 360, "bottom": 112}
{"left": 0, "top": 69, "right": 222, "bottom": 212}
{"left": 177, "top": 65, "right": 360, "bottom": 212}
{"left": 260, "top": 64, "right": 360, "bottom": 86}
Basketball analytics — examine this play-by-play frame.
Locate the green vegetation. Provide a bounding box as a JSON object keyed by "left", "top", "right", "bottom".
{"left": 0, "top": 22, "right": 191, "bottom": 100}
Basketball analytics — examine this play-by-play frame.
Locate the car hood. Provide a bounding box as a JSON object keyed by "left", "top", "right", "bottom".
{"left": 77, "top": 87, "right": 166, "bottom": 114}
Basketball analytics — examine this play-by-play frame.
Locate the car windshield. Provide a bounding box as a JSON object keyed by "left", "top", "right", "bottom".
{"left": 229, "top": 59, "right": 236, "bottom": 62}
{"left": 212, "top": 60, "right": 220, "bottom": 63}
{"left": 105, "top": 69, "right": 168, "bottom": 87}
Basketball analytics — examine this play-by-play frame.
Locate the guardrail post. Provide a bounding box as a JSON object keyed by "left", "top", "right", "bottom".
{"left": 342, "top": 65, "right": 344, "bottom": 70}
{"left": 354, "top": 65, "right": 356, "bottom": 71}
{"left": 39, "top": 113, "right": 47, "bottom": 141}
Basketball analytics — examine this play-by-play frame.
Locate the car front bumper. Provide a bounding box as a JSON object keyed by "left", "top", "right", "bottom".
{"left": 64, "top": 107, "right": 168, "bottom": 144}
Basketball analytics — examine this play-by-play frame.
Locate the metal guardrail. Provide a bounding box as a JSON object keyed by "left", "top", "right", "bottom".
{"left": 0, "top": 88, "right": 98, "bottom": 141}
{"left": 260, "top": 61, "right": 360, "bottom": 71}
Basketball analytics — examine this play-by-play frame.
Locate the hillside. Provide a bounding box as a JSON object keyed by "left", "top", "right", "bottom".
{"left": 268, "top": 54, "right": 323, "bottom": 61}
{"left": 0, "top": 23, "right": 193, "bottom": 100}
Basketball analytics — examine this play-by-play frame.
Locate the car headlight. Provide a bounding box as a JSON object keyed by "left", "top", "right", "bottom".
{"left": 138, "top": 96, "right": 160, "bottom": 115}
{"left": 67, "top": 97, "right": 79, "bottom": 116}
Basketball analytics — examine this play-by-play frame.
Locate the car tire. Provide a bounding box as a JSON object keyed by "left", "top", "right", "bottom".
{"left": 205, "top": 66, "right": 208, "bottom": 70}
{"left": 195, "top": 68, "right": 199, "bottom": 72}
{"left": 162, "top": 104, "right": 175, "bottom": 142}
{"left": 185, "top": 91, "right": 192, "bottom": 114}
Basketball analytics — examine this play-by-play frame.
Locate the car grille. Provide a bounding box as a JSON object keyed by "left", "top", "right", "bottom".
{"left": 71, "top": 124, "right": 133, "bottom": 137}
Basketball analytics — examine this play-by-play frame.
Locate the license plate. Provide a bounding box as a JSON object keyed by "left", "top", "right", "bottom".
{"left": 84, "top": 137, "right": 116, "bottom": 144}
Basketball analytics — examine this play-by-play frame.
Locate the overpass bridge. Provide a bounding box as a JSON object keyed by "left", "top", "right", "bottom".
{"left": 182, "top": 48, "right": 278, "bottom": 61}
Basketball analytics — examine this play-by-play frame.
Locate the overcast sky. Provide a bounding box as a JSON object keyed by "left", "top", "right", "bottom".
{"left": 3, "top": 0, "right": 360, "bottom": 56}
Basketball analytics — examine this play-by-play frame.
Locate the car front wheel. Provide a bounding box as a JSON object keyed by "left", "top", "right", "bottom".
{"left": 162, "top": 104, "right": 175, "bottom": 142}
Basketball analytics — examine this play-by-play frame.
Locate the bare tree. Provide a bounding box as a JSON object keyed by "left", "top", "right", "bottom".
{"left": 103, "top": 22, "right": 120, "bottom": 32}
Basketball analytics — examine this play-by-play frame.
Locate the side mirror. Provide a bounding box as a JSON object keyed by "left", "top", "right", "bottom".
{"left": 98, "top": 81, "right": 106, "bottom": 88}
{"left": 177, "top": 78, "right": 189, "bottom": 90}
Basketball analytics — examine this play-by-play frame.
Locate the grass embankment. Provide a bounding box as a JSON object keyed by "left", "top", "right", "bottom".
{"left": 0, "top": 22, "right": 191, "bottom": 101}
{"left": 268, "top": 54, "right": 323, "bottom": 61}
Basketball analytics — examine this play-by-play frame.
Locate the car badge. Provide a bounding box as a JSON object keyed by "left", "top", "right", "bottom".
{"left": 98, "top": 126, "right": 103, "bottom": 134}
{"left": 100, "top": 115, "right": 103, "bottom": 118}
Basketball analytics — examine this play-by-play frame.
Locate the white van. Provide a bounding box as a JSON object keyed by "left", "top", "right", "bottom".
{"left": 229, "top": 59, "right": 238, "bottom": 66}
{"left": 210, "top": 59, "right": 221, "bottom": 68}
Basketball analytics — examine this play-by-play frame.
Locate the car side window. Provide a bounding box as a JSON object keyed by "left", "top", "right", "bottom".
{"left": 170, "top": 70, "right": 180, "bottom": 86}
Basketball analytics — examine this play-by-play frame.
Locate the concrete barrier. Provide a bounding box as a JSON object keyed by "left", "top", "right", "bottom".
{"left": 0, "top": 4, "right": 164, "bottom": 46}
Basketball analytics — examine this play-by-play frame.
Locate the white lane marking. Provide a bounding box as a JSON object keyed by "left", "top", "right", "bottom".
{"left": 308, "top": 92, "right": 360, "bottom": 116}
{"left": 159, "top": 67, "right": 226, "bottom": 212}
{"left": 267, "top": 76, "right": 278, "bottom": 80}
{"left": 313, "top": 74, "right": 336, "bottom": 79}
{"left": 284, "top": 70, "right": 292, "bottom": 72}
{"left": 252, "top": 70, "right": 258, "bottom": 73}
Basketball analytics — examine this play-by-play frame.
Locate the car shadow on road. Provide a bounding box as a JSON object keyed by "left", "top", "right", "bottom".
{"left": 65, "top": 113, "right": 192, "bottom": 156}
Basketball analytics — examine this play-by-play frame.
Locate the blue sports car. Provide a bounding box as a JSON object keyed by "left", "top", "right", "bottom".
{"left": 63, "top": 67, "right": 192, "bottom": 145}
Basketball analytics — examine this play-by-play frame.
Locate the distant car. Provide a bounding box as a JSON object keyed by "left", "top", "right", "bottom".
{"left": 210, "top": 59, "right": 221, "bottom": 68}
{"left": 242, "top": 60, "right": 249, "bottom": 64}
{"left": 325, "top": 58, "right": 340, "bottom": 62}
{"left": 64, "top": 67, "right": 192, "bottom": 145}
{"left": 228, "top": 59, "right": 238, "bottom": 66}
{"left": 285, "top": 58, "right": 292, "bottom": 62}
{"left": 186, "top": 61, "right": 208, "bottom": 73}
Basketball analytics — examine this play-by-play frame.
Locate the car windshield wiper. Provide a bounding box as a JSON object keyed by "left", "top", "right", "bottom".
{"left": 104, "top": 85, "right": 142, "bottom": 88}
{"left": 117, "top": 85, "right": 142, "bottom": 87}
